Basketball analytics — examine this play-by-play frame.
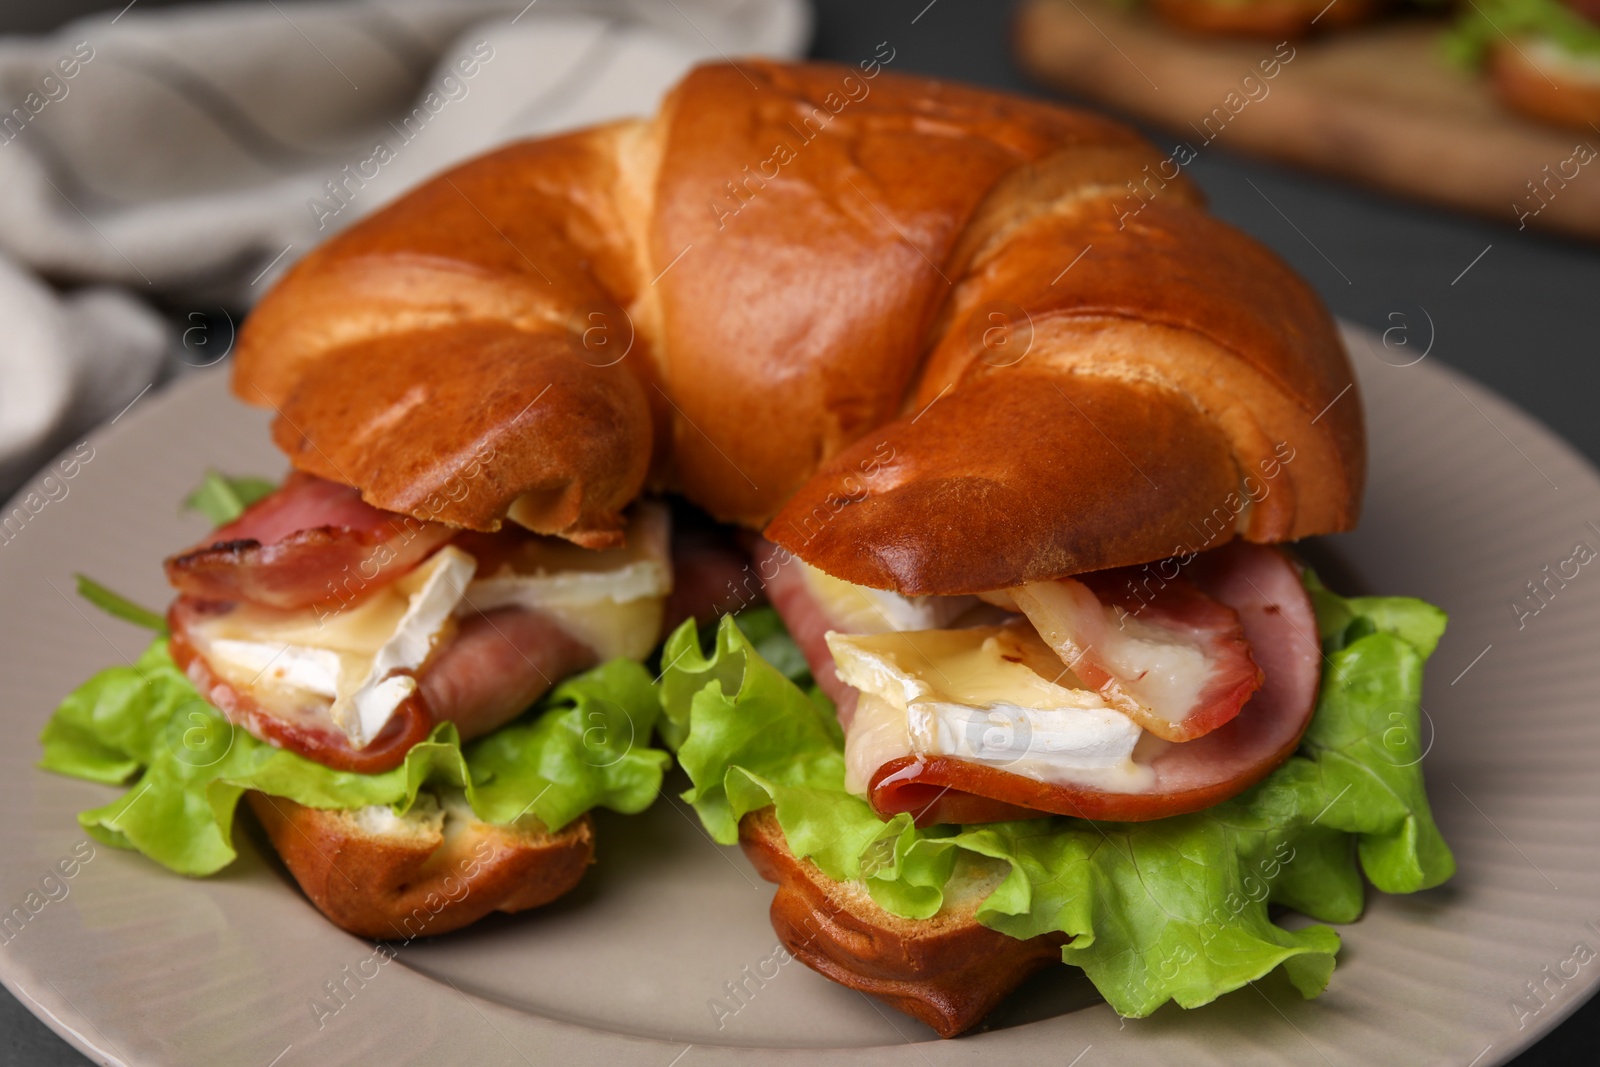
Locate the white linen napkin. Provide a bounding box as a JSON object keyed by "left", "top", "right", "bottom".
{"left": 0, "top": 0, "right": 810, "bottom": 498}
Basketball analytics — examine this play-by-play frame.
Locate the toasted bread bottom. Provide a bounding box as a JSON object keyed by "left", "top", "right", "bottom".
{"left": 737, "top": 807, "right": 1068, "bottom": 1037}
{"left": 248, "top": 791, "right": 594, "bottom": 940}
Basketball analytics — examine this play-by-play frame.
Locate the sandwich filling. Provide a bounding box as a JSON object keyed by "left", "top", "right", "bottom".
{"left": 165, "top": 473, "right": 671, "bottom": 772}
{"left": 830, "top": 623, "right": 1149, "bottom": 795}
{"left": 765, "top": 539, "right": 1321, "bottom": 824}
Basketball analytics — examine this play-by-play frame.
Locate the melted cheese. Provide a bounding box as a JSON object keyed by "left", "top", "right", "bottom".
{"left": 1097, "top": 614, "right": 1210, "bottom": 727}
{"left": 463, "top": 502, "right": 670, "bottom": 661}
{"left": 1013, "top": 577, "right": 1218, "bottom": 730}
{"left": 828, "top": 624, "right": 1150, "bottom": 794}
{"left": 203, "top": 546, "right": 477, "bottom": 746}
{"left": 799, "top": 560, "right": 979, "bottom": 634}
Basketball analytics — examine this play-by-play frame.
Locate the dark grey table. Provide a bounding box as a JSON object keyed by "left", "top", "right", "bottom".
{"left": 4, "top": 1, "right": 1596, "bottom": 1063}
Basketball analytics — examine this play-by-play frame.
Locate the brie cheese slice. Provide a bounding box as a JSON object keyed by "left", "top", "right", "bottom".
{"left": 799, "top": 560, "right": 979, "bottom": 634}
{"left": 463, "top": 501, "right": 671, "bottom": 661}
{"left": 828, "top": 623, "right": 1148, "bottom": 794}
{"left": 202, "top": 546, "right": 477, "bottom": 747}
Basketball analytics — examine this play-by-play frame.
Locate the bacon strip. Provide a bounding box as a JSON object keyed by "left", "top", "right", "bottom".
{"left": 418, "top": 606, "right": 597, "bottom": 741}
{"left": 1011, "top": 569, "right": 1261, "bottom": 743}
{"left": 869, "top": 543, "right": 1322, "bottom": 824}
{"left": 165, "top": 472, "right": 454, "bottom": 610}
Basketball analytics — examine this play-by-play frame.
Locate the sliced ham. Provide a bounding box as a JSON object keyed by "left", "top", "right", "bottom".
{"left": 662, "top": 520, "right": 760, "bottom": 633}
{"left": 1011, "top": 565, "right": 1262, "bottom": 742}
{"left": 868, "top": 542, "right": 1323, "bottom": 824}
{"left": 755, "top": 540, "right": 859, "bottom": 727}
{"left": 418, "top": 606, "right": 597, "bottom": 741}
{"left": 165, "top": 472, "right": 455, "bottom": 611}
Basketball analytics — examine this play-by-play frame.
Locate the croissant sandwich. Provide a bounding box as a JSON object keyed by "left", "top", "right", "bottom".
{"left": 634, "top": 62, "right": 1453, "bottom": 1036}
{"left": 41, "top": 447, "right": 707, "bottom": 939}
{"left": 41, "top": 58, "right": 1452, "bottom": 1033}
{"left": 37, "top": 58, "right": 770, "bottom": 938}
{"left": 1448, "top": 0, "right": 1600, "bottom": 131}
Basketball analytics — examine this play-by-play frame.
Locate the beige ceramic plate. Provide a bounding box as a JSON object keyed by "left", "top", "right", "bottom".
{"left": 2, "top": 324, "right": 1597, "bottom": 1066}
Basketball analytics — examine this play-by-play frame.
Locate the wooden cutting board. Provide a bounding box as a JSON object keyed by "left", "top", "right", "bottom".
{"left": 1013, "top": 0, "right": 1600, "bottom": 241}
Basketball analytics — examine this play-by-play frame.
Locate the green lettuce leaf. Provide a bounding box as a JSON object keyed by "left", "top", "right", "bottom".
{"left": 660, "top": 577, "right": 1454, "bottom": 1017}
{"left": 183, "top": 470, "right": 277, "bottom": 526}
{"left": 725, "top": 605, "right": 815, "bottom": 686}
{"left": 73, "top": 575, "right": 168, "bottom": 634}
{"left": 40, "top": 641, "right": 670, "bottom": 876}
